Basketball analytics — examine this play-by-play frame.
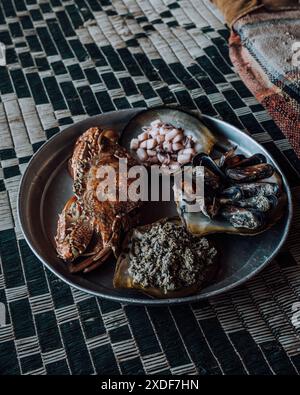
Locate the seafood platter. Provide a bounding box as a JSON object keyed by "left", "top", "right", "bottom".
{"left": 18, "top": 107, "right": 292, "bottom": 304}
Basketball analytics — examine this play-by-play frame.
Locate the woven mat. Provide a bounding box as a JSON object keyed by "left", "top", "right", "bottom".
{"left": 0, "top": 0, "right": 300, "bottom": 375}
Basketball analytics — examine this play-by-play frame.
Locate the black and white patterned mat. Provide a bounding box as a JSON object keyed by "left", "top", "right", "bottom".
{"left": 0, "top": 0, "right": 300, "bottom": 375}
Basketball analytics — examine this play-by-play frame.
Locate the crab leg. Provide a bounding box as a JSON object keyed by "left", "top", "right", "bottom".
{"left": 55, "top": 196, "right": 93, "bottom": 262}
{"left": 69, "top": 244, "right": 111, "bottom": 273}
{"left": 69, "top": 216, "right": 123, "bottom": 273}
{"left": 83, "top": 248, "right": 112, "bottom": 273}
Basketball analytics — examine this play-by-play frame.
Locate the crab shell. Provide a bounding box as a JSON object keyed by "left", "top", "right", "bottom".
{"left": 113, "top": 217, "right": 219, "bottom": 298}
{"left": 55, "top": 127, "right": 143, "bottom": 273}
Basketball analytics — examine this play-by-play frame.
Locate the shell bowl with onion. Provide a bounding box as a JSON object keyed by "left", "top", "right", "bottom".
{"left": 120, "top": 107, "right": 217, "bottom": 172}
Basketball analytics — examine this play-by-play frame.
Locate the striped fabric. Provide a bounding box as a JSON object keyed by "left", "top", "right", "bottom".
{"left": 0, "top": 0, "right": 300, "bottom": 375}
{"left": 230, "top": 9, "right": 300, "bottom": 157}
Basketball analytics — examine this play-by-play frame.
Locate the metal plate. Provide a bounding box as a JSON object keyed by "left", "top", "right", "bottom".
{"left": 18, "top": 108, "right": 292, "bottom": 305}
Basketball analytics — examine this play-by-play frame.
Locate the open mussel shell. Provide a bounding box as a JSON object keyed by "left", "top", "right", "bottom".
{"left": 113, "top": 217, "right": 218, "bottom": 298}
{"left": 221, "top": 195, "right": 278, "bottom": 212}
{"left": 220, "top": 182, "right": 280, "bottom": 202}
{"left": 228, "top": 153, "right": 267, "bottom": 169}
{"left": 219, "top": 147, "right": 245, "bottom": 169}
{"left": 220, "top": 206, "right": 267, "bottom": 229}
{"left": 219, "top": 148, "right": 267, "bottom": 170}
{"left": 192, "top": 152, "right": 228, "bottom": 184}
{"left": 225, "top": 163, "right": 274, "bottom": 183}
{"left": 180, "top": 193, "right": 286, "bottom": 236}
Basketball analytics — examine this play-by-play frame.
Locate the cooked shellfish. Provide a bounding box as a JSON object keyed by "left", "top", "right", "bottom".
{"left": 55, "top": 127, "right": 143, "bottom": 273}
{"left": 175, "top": 148, "right": 286, "bottom": 236}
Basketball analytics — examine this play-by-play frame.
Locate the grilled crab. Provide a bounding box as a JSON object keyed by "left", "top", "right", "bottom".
{"left": 55, "top": 127, "right": 143, "bottom": 273}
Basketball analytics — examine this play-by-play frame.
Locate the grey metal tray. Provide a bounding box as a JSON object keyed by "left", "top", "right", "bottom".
{"left": 18, "top": 108, "right": 292, "bottom": 305}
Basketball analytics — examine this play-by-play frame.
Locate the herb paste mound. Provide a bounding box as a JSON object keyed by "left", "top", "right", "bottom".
{"left": 127, "top": 221, "right": 217, "bottom": 294}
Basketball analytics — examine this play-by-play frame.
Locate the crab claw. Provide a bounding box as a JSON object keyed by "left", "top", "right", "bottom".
{"left": 55, "top": 196, "right": 93, "bottom": 262}
{"left": 69, "top": 215, "right": 124, "bottom": 274}
{"left": 68, "top": 208, "right": 141, "bottom": 274}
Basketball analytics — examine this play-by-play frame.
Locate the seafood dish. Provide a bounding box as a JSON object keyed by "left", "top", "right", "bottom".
{"left": 55, "top": 114, "right": 287, "bottom": 299}
{"left": 114, "top": 218, "right": 218, "bottom": 298}
{"left": 174, "top": 148, "right": 286, "bottom": 236}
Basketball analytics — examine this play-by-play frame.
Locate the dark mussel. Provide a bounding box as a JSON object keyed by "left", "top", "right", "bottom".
{"left": 193, "top": 152, "right": 228, "bottom": 184}
{"left": 203, "top": 168, "right": 221, "bottom": 192}
{"left": 202, "top": 195, "right": 220, "bottom": 218}
{"left": 175, "top": 148, "right": 285, "bottom": 235}
{"left": 226, "top": 163, "right": 274, "bottom": 183}
{"left": 224, "top": 154, "right": 246, "bottom": 169}
{"left": 220, "top": 206, "right": 266, "bottom": 230}
{"left": 219, "top": 186, "right": 243, "bottom": 202}
{"left": 228, "top": 153, "right": 267, "bottom": 169}
{"left": 219, "top": 147, "right": 246, "bottom": 169}
{"left": 191, "top": 153, "right": 224, "bottom": 218}
{"left": 220, "top": 195, "right": 278, "bottom": 212}
{"left": 220, "top": 182, "right": 280, "bottom": 202}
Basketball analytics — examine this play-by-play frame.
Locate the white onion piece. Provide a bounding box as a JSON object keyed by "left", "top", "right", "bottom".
{"left": 165, "top": 129, "right": 179, "bottom": 142}
{"left": 138, "top": 131, "right": 148, "bottom": 141}
{"left": 178, "top": 153, "right": 192, "bottom": 164}
{"left": 149, "top": 129, "right": 159, "bottom": 138}
{"left": 130, "top": 138, "right": 139, "bottom": 150}
{"left": 136, "top": 148, "right": 148, "bottom": 161}
{"left": 157, "top": 153, "right": 165, "bottom": 163}
{"left": 146, "top": 139, "right": 157, "bottom": 149}
{"left": 159, "top": 127, "right": 168, "bottom": 135}
{"left": 172, "top": 143, "right": 184, "bottom": 152}
{"left": 147, "top": 149, "right": 157, "bottom": 157}
{"left": 182, "top": 148, "right": 195, "bottom": 155}
{"left": 156, "top": 135, "right": 165, "bottom": 144}
{"left": 163, "top": 141, "right": 172, "bottom": 151}
{"left": 151, "top": 119, "right": 161, "bottom": 127}
{"left": 173, "top": 133, "right": 183, "bottom": 143}
{"left": 169, "top": 161, "right": 180, "bottom": 170}
{"left": 163, "top": 154, "right": 170, "bottom": 165}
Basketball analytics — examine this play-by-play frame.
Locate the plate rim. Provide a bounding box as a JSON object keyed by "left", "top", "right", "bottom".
{"left": 17, "top": 107, "right": 293, "bottom": 305}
